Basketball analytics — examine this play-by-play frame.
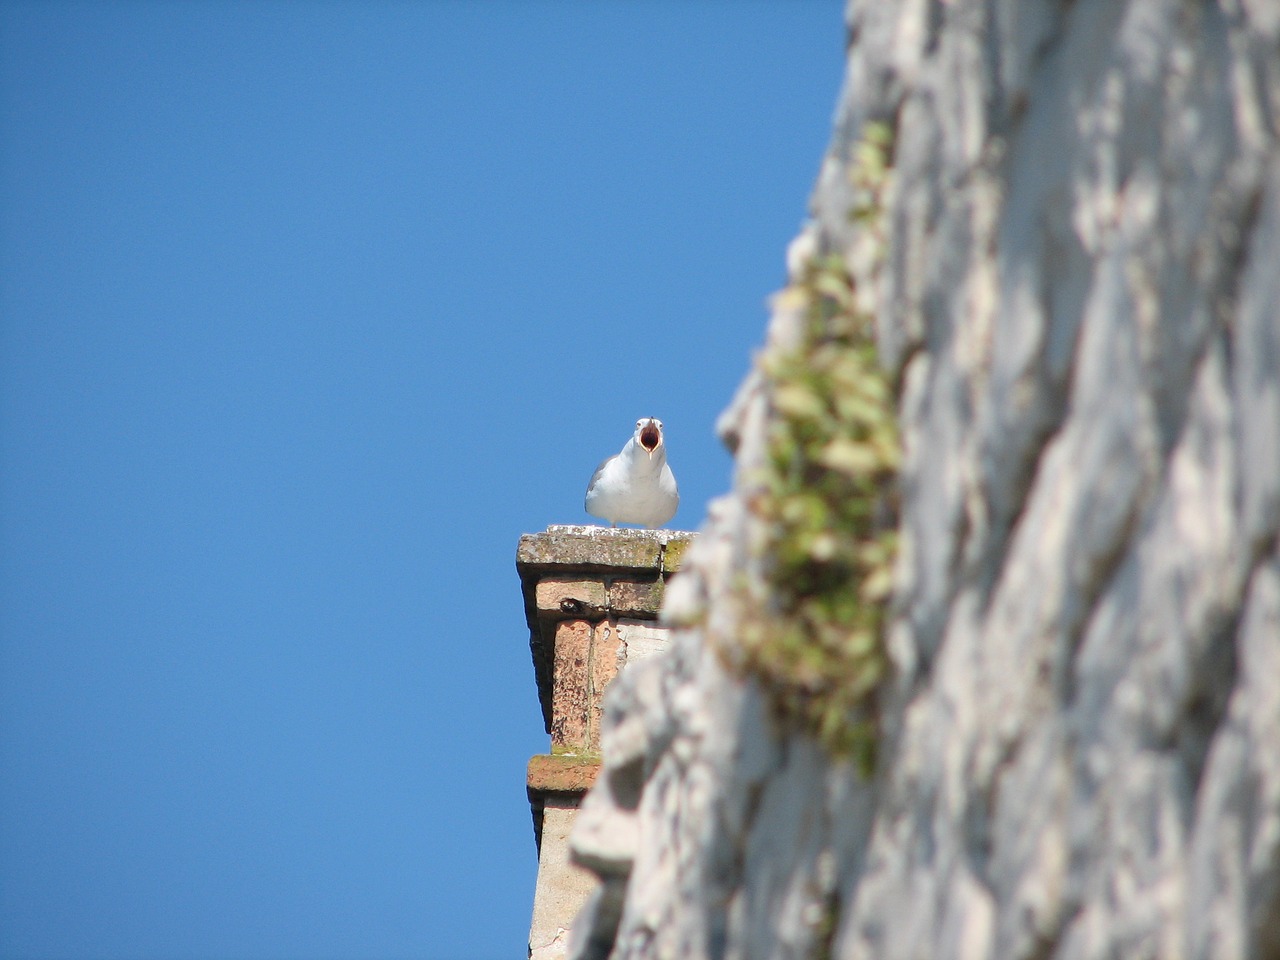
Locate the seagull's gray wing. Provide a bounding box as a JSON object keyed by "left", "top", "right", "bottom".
{"left": 585, "top": 456, "right": 615, "bottom": 496}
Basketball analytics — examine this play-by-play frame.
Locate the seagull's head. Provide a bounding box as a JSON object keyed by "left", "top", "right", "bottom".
{"left": 636, "top": 418, "right": 664, "bottom": 460}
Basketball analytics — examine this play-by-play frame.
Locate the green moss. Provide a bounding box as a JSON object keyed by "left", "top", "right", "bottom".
{"left": 727, "top": 124, "right": 898, "bottom": 773}
{"left": 661, "top": 536, "right": 692, "bottom": 574}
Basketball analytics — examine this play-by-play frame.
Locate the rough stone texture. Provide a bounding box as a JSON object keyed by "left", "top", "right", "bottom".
{"left": 517, "top": 526, "right": 692, "bottom": 576}
{"left": 608, "top": 581, "right": 666, "bottom": 618}
{"left": 567, "top": 3, "right": 1280, "bottom": 960}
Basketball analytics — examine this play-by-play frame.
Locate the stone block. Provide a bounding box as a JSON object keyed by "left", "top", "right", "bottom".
{"left": 518, "top": 528, "right": 663, "bottom": 571}
{"left": 527, "top": 754, "right": 602, "bottom": 794}
{"left": 607, "top": 579, "right": 663, "bottom": 617}
{"left": 536, "top": 578, "right": 608, "bottom": 617}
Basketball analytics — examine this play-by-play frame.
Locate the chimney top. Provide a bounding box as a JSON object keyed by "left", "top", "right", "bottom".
{"left": 516, "top": 525, "right": 696, "bottom": 734}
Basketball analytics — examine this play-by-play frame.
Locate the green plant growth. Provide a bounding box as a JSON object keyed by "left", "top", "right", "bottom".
{"left": 732, "top": 124, "right": 898, "bottom": 773}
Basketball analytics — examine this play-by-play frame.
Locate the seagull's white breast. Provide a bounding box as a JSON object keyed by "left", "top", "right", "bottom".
{"left": 584, "top": 437, "right": 679, "bottom": 529}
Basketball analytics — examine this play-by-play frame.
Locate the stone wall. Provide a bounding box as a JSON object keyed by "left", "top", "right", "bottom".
{"left": 566, "top": 2, "right": 1280, "bottom": 959}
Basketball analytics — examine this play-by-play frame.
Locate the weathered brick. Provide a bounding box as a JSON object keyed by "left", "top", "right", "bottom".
{"left": 526, "top": 754, "right": 601, "bottom": 795}
{"left": 551, "top": 620, "right": 591, "bottom": 751}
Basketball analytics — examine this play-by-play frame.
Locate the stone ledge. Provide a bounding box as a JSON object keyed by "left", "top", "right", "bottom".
{"left": 527, "top": 753, "right": 602, "bottom": 795}
{"left": 517, "top": 525, "right": 696, "bottom": 574}
{"left": 526, "top": 753, "right": 603, "bottom": 854}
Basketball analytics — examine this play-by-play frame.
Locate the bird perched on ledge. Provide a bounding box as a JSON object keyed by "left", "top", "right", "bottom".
{"left": 585, "top": 417, "right": 679, "bottom": 529}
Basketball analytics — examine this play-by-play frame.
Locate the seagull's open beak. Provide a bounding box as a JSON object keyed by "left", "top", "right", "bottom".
{"left": 639, "top": 421, "right": 662, "bottom": 459}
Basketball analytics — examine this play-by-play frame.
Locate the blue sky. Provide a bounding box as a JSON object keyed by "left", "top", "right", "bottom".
{"left": 0, "top": 3, "right": 845, "bottom": 958}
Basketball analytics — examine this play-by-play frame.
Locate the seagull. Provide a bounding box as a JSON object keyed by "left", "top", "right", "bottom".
{"left": 584, "top": 418, "right": 679, "bottom": 529}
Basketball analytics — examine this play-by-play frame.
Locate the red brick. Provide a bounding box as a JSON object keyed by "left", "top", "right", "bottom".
{"left": 526, "top": 754, "right": 601, "bottom": 795}
{"left": 551, "top": 620, "right": 591, "bottom": 751}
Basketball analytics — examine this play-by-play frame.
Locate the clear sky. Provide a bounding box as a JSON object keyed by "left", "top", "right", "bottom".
{"left": 0, "top": 3, "right": 845, "bottom": 958}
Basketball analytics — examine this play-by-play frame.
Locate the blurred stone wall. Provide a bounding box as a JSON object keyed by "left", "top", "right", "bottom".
{"left": 568, "top": 2, "right": 1280, "bottom": 959}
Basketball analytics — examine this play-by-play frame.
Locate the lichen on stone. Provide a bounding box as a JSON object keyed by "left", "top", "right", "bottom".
{"left": 727, "top": 124, "right": 898, "bottom": 772}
